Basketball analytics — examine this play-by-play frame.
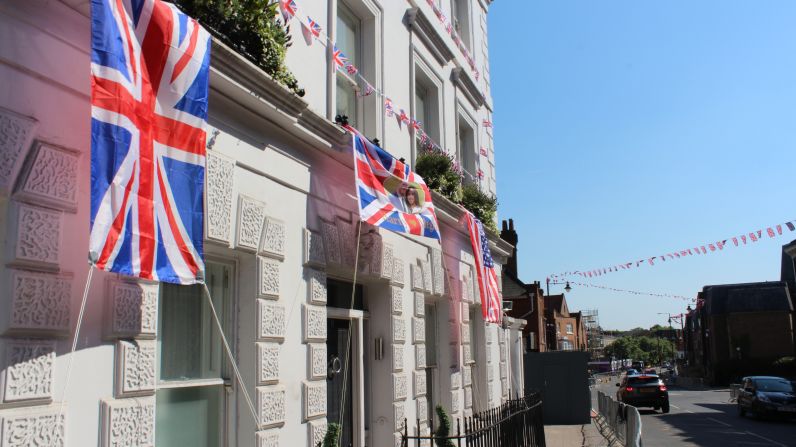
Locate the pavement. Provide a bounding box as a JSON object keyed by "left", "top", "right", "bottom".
{"left": 544, "top": 411, "right": 611, "bottom": 447}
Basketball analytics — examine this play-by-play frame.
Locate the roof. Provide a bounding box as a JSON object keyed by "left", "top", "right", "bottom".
{"left": 501, "top": 271, "right": 530, "bottom": 299}
{"left": 702, "top": 281, "right": 793, "bottom": 315}
{"left": 544, "top": 294, "right": 569, "bottom": 317}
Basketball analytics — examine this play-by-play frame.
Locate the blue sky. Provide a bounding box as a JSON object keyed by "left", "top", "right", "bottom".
{"left": 489, "top": 1, "right": 796, "bottom": 330}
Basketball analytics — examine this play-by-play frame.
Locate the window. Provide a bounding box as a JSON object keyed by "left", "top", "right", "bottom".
{"left": 424, "top": 303, "right": 438, "bottom": 426}
{"left": 566, "top": 323, "right": 573, "bottom": 334}
{"left": 156, "top": 261, "right": 233, "bottom": 447}
{"left": 336, "top": 2, "right": 361, "bottom": 128}
{"left": 527, "top": 332, "right": 536, "bottom": 350}
{"left": 414, "top": 68, "right": 441, "bottom": 144}
{"left": 457, "top": 114, "right": 476, "bottom": 184}
{"left": 561, "top": 340, "right": 573, "bottom": 351}
{"left": 451, "top": 0, "right": 471, "bottom": 50}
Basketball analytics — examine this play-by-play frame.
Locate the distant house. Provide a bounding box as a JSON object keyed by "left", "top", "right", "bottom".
{"left": 544, "top": 294, "right": 585, "bottom": 351}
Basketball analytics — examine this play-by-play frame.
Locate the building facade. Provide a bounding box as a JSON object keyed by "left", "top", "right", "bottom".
{"left": 0, "top": 1, "right": 526, "bottom": 446}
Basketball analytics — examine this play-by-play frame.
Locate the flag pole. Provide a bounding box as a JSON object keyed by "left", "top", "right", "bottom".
{"left": 337, "top": 221, "right": 363, "bottom": 442}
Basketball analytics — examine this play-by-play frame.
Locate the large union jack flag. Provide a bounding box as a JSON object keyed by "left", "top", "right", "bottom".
{"left": 465, "top": 212, "right": 502, "bottom": 323}
{"left": 349, "top": 127, "right": 441, "bottom": 240}
{"left": 89, "top": 0, "right": 210, "bottom": 284}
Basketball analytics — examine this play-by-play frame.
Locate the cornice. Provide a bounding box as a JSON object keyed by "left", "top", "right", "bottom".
{"left": 451, "top": 67, "right": 485, "bottom": 109}
{"left": 404, "top": 7, "right": 455, "bottom": 66}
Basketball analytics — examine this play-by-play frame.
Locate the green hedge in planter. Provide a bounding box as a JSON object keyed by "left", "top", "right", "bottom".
{"left": 415, "top": 150, "right": 464, "bottom": 203}
{"left": 461, "top": 183, "right": 498, "bottom": 234}
{"left": 175, "top": 0, "right": 304, "bottom": 96}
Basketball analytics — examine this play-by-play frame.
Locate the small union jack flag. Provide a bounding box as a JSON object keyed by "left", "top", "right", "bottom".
{"left": 301, "top": 16, "right": 322, "bottom": 45}
{"left": 385, "top": 98, "right": 394, "bottom": 117}
{"left": 358, "top": 81, "right": 375, "bottom": 97}
{"left": 279, "top": 0, "right": 297, "bottom": 22}
{"left": 445, "top": 22, "right": 453, "bottom": 35}
{"left": 306, "top": 17, "right": 322, "bottom": 37}
{"left": 480, "top": 147, "right": 488, "bottom": 156}
{"left": 346, "top": 64, "right": 358, "bottom": 76}
{"left": 333, "top": 45, "right": 348, "bottom": 69}
{"left": 398, "top": 109, "right": 409, "bottom": 123}
{"left": 477, "top": 169, "right": 484, "bottom": 179}
{"left": 483, "top": 119, "right": 493, "bottom": 128}
{"left": 410, "top": 119, "right": 421, "bottom": 131}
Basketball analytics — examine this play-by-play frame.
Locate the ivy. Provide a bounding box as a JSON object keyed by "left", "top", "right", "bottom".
{"left": 320, "top": 423, "right": 341, "bottom": 447}
{"left": 434, "top": 405, "right": 456, "bottom": 447}
{"left": 175, "top": 0, "right": 304, "bottom": 96}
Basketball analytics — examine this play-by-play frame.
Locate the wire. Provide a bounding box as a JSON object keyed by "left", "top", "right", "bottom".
{"left": 337, "top": 221, "right": 363, "bottom": 445}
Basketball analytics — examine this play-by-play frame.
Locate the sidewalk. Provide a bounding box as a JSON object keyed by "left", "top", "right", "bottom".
{"left": 544, "top": 412, "right": 610, "bottom": 447}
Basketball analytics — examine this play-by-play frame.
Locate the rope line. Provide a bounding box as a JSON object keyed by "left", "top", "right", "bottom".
{"left": 337, "top": 222, "right": 363, "bottom": 445}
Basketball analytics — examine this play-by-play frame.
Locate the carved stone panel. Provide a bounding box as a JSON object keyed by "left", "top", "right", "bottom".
{"left": 236, "top": 195, "right": 266, "bottom": 252}
{"left": 0, "top": 107, "right": 37, "bottom": 197}
{"left": 307, "top": 269, "right": 327, "bottom": 305}
{"left": 257, "top": 342, "right": 280, "bottom": 385}
{"left": 461, "top": 303, "right": 470, "bottom": 322}
{"left": 0, "top": 406, "right": 64, "bottom": 446}
{"left": 502, "top": 379, "right": 509, "bottom": 399}
{"left": 257, "top": 385, "right": 286, "bottom": 428}
{"left": 17, "top": 143, "right": 79, "bottom": 212}
{"left": 431, "top": 248, "right": 444, "bottom": 296}
{"left": 11, "top": 203, "right": 62, "bottom": 270}
{"left": 7, "top": 270, "right": 71, "bottom": 335}
{"left": 107, "top": 279, "right": 158, "bottom": 339}
{"left": 391, "top": 316, "right": 405, "bottom": 343}
{"left": 205, "top": 151, "right": 234, "bottom": 244}
{"left": 257, "top": 300, "right": 286, "bottom": 341}
{"left": 461, "top": 324, "right": 471, "bottom": 345}
{"left": 392, "top": 256, "right": 405, "bottom": 286}
{"left": 303, "top": 381, "right": 326, "bottom": 421}
{"left": 256, "top": 430, "right": 279, "bottom": 447}
{"left": 463, "top": 345, "right": 473, "bottom": 364}
{"left": 410, "top": 264, "right": 423, "bottom": 292}
{"left": 381, "top": 243, "right": 394, "bottom": 281}
{"left": 451, "top": 369, "right": 462, "bottom": 390}
{"left": 393, "top": 373, "right": 407, "bottom": 401}
{"left": 308, "top": 343, "right": 327, "bottom": 380}
{"left": 308, "top": 419, "right": 328, "bottom": 447}
{"left": 451, "top": 391, "right": 460, "bottom": 413}
{"left": 499, "top": 343, "right": 506, "bottom": 362}
{"left": 417, "top": 398, "right": 428, "bottom": 423}
{"left": 116, "top": 340, "right": 155, "bottom": 397}
{"left": 485, "top": 326, "right": 494, "bottom": 345}
{"left": 421, "top": 260, "right": 433, "bottom": 294}
{"left": 100, "top": 397, "right": 155, "bottom": 447}
{"left": 303, "top": 305, "right": 327, "bottom": 342}
{"left": 303, "top": 229, "right": 326, "bottom": 269}
{"left": 390, "top": 286, "right": 403, "bottom": 315}
{"left": 257, "top": 256, "right": 281, "bottom": 299}
{"left": 336, "top": 217, "right": 357, "bottom": 268}
{"left": 393, "top": 402, "right": 405, "bottom": 432}
{"left": 463, "top": 366, "right": 472, "bottom": 386}
{"left": 320, "top": 219, "right": 341, "bottom": 265}
{"left": 500, "top": 361, "right": 508, "bottom": 380}
{"left": 464, "top": 386, "right": 473, "bottom": 409}
{"left": 415, "top": 344, "right": 426, "bottom": 369}
{"left": 259, "top": 216, "right": 285, "bottom": 260}
{"left": 412, "top": 318, "right": 425, "bottom": 344}
{"left": 413, "top": 292, "right": 424, "bottom": 318}
{"left": 357, "top": 226, "right": 382, "bottom": 276}
{"left": 413, "top": 370, "right": 426, "bottom": 397}
{"left": 0, "top": 339, "right": 55, "bottom": 403}
{"left": 392, "top": 344, "right": 404, "bottom": 371}
{"left": 488, "top": 365, "right": 495, "bottom": 383}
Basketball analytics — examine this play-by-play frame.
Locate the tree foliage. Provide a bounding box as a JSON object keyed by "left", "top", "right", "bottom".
{"left": 603, "top": 335, "right": 676, "bottom": 365}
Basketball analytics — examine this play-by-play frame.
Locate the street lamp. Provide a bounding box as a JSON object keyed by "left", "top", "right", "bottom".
{"left": 546, "top": 278, "right": 573, "bottom": 295}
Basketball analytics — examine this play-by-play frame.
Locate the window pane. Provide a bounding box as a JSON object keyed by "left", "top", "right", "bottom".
{"left": 415, "top": 87, "right": 427, "bottom": 128}
{"left": 336, "top": 4, "right": 359, "bottom": 67}
{"left": 156, "top": 386, "right": 222, "bottom": 447}
{"left": 336, "top": 77, "right": 358, "bottom": 128}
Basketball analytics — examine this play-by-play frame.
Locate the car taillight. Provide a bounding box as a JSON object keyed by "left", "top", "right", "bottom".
{"left": 659, "top": 385, "right": 667, "bottom": 391}
{"left": 625, "top": 387, "right": 634, "bottom": 392}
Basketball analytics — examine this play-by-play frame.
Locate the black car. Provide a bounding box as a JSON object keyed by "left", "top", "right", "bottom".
{"left": 737, "top": 376, "right": 796, "bottom": 419}
{"left": 616, "top": 374, "right": 669, "bottom": 413}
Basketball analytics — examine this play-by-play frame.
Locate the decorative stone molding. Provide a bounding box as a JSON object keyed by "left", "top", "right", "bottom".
{"left": 416, "top": 398, "right": 428, "bottom": 423}
{"left": 451, "top": 67, "right": 486, "bottom": 109}
{"left": 9, "top": 203, "right": 62, "bottom": 271}
{"left": 413, "top": 293, "right": 425, "bottom": 318}
{"left": 393, "top": 402, "right": 405, "bottom": 432}
{"left": 256, "top": 256, "right": 281, "bottom": 299}
{"left": 410, "top": 264, "right": 423, "bottom": 292}
{"left": 0, "top": 107, "right": 38, "bottom": 197}
{"left": 308, "top": 419, "right": 328, "bottom": 447}
{"left": 16, "top": 142, "right": 79, "bottom": 212}
{"left": 6, "top": 270, "right": 71, "bottom": 336}
{"left": 500, "top": 361, "right": 507, "bottom": 380}
{"left": 412, "top": 318, "right": 425, "bottom": 344}
{"left": 390, "top": 286, "right": 403, "bottom": 315}
{"left": 413, "top": 370, "right": 426, "bottom": 397}
{"left": 100, "top": 397, "right": 155, "bottom": 447}
{"left": 303, "top": 228, "right": 326, "bottom": 269}
{"left": 0, "top": 405, "right": 65, "bottom": 446}
{"left": 461, "top": 303, "right": 470, "bottom": 322}
{"left": 391, "top": 316, "right": 406, "bottom": 343}
{"left": 464, "top": 386, "right": 473, "bottom": 409}
{"left": 392, "top": 344, "right": 404, "bottom": 371}
{"left": 106, "top": 279, "right": 158, "bottom": 339}
{"left": 392, "top": 257, "right": 405, "bottom": 286}
{"left": 259, "top": 216, "right": 285, "bottom": 260}
{"left": 357, "top": 226, "right": 382, "bottom": 277}
{"left": 485, "top": 326, "right": 493, "bottom": 345}
{"left": 320, "top": 218, "right": 341, "bottom": 265}
{"left": 257, "top": 300, "right": 286, "bottom": 341}
{"left": 236, "top": 195, "right": 266, "bottom": 252}
{"left": 307, "top": 269, "right": 327, "bottom": 305}
{"left": 415, "top": 344, "right": 426, "bottom": 369}
{"left": 403, "top": 8, "right": 455, "bottom": 65}
{"left": 303, "top": 304, "right": 327, "bottom": 342}
{"left": 382, "top": 243, "right": 395, "bottom": 281}
{"left": 303, "top": 381, "right": 326, "bottom": 421}
{"left": 502, "top": 379, "right": 509, "bottom": 398}
{"left": 460, "top": 324, "right": 471, "bottom": 345}
{"left": 257, "top": 342, "right": 280, "bottom": 385}
{"left": 393, "top": 373, "right": 407, "bottom": 401}
{"left": 431, "top": 248, "right": 444, "bottom": 296}
{"left": 257, "top": 385, "right": 286, "bottom": 428}
{"left": 451, "top": 391, "right": 460, "bottom": 413}
{"left": 0, "top": 339, "right": 55, "bottom": 404}
{"left": 308, "top": 343, "right": 327, "bottom": 380}
{"left": 335, "top": 217, "right": 357, "bottom": 268}
{"left": 451, "top": 369, "right": 462, "bottom": 390}
{"left": 115, "top": 340, "right": 155, "bottom": 397}
{"left": 463, "top": 345, "right": 473, "bottom": 364}
{"left": 499, "top": 343, "right": 506, "bottom": 362}
{"left": 256, "top": 430, "right": 279, "bottom": 447}
{"left": 463, "top": 366, "right": 472, "bottom": 386}
{"left": 205, "top": 151, "right": 234, "bottom": 244}
{"left": 421, "top": 259, "right": 432, "bottom": 293}
{"left": 488, "top": 365, "right": 495, "bottom": 383}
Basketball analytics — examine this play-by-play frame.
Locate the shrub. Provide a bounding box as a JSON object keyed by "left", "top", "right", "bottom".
{"left": 175, "top": 0, "right": 304, "bottom": 96}
{"left": 320, "top": 423, "right": 341, "bottom": 447}
{"left": 434, "top": 405, "right": 455, "bottom": 447}
{"left": 415, "top": 150, "right": 463, "bottom": 203}
{"left": 461, "top": 183, "right": 498, "bottom": 233}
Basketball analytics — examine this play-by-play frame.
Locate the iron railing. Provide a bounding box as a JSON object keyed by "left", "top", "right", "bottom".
{"left": 401, "top": 391, "right": 545, "bottom": 447}
{"left": 595, "top": 391, "right": 643, "bottom": 447}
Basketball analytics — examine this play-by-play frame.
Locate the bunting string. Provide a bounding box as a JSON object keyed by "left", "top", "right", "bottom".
{"left": 279, "top": 0, "right": 491, "bottom": 184}
{"left": 548, "top": 218, "right": 796, "bottom": 281}
{"left": 560, "top": 280, "right": 692, "bottom": 302}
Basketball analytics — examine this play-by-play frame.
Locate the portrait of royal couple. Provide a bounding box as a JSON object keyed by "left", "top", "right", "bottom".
{"left": 391, "top": 181, "right": 424, "bottom": 215}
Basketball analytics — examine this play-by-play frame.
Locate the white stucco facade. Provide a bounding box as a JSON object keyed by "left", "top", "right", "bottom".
{"left": 0, "top": 0, "right": 526, "bottom": 446}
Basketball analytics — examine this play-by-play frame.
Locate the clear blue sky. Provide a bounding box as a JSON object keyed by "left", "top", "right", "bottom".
{"left": 489, "top": 1, "right": 796, "bottom": 330}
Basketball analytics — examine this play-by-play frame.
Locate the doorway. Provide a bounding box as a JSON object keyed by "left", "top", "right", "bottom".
{"left": 327, "top": 318, "right": 354, "bottom": 447}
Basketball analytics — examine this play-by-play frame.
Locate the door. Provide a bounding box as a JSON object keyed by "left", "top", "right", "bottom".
{"left": 327, "top": 318, "right": 354, "bottom": 447}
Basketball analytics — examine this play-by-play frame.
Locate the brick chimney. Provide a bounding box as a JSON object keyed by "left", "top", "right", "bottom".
{"left": 500, "top": 218, "right": 518, "bottom": 277}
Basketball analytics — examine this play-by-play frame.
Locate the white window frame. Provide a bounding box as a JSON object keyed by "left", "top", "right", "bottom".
{"left": 411, "top": 54, "right": 444, "bottom": 165}
{"left": 451, "top": 0, "right": 472, "bottom": 51}
{"left": 456, "top": 107, "right": 478, "bottom": 185}
{"left": 566, "top": 323, "right": 574, "bottom": 334}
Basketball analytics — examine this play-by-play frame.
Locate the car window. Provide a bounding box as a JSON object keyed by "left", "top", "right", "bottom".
{"left": 628, "top": 377, "right": 661, "bottom": 385}
{"left": 754, "top": 378, "right": 794, "bottom": 393}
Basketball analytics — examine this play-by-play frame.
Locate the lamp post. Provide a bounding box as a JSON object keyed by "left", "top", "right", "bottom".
{"left": 546, "top": 278, "right": 571, "bottom": 296}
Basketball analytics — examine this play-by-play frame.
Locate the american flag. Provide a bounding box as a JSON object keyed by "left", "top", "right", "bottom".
{"left": 465, "top": 212, "right": 502, "bottom": 324}
{"left": 333, "top": 45, "right": 348, "bottom": 69}
{"left": 280, "top": 0, "right": 297, "bottom": 22}
{"left": 89, "top": 0, "right": 210, "bottom": 284}
{"left": 350, "top": 127, "right": 441, "bottom": 240}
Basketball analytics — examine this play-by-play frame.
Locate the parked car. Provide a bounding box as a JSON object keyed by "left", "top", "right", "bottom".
{"left": 625, "top": 368, "right": 639, "bottom": 376}
{"left": 737, "top": 376, "right": 796, "bottom": 419}
{"left": 631, "top": 361, "right": 645, "bottom": 371}
{"left": 644, "top": 368, "right": 657, "bottom": 375}
{"left": 616, "top": 374, "right": 670, "bottom": 413}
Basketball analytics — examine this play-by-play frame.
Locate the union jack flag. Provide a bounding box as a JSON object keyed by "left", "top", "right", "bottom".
{"left": 333, "top": 45, "right": 348, "bottom": 69}
{"left": 465, "top": 212, "right": 502, "bottom": 323}
{"left": 385, "top": 97, "right": 394, "bottom": 117}
{"left": 280, "top": 0, "right": 297, "bottom": 22}
{"left": 350, "top": 127, "right": 441, "bottom": 240}
{"left": 89, "top": 0, "right": 210, "bottom": 284}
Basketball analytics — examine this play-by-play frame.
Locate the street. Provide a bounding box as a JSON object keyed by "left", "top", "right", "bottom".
{"left": 592, "top": 381, "right": 796, "bottom": 447}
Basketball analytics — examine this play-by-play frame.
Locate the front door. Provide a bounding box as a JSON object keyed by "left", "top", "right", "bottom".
{"left": 327, "top": 318, "right": 354, "bottom": 447}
